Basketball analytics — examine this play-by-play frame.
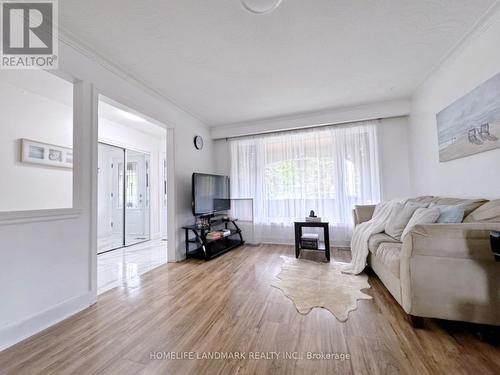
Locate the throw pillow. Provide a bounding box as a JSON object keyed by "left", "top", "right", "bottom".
{"left": 385, "top": 201, "right": 428, "bottom": 240}
{"left": 401, "top": 207, "right": 441, "bottom": 240}
{"left": 463, "top": 199, "right": 500, "bottom": 222}
{"left": 432, "top": 198, "right": 487, "bottom": 217}
{"left": 429, "top": 203, "right": 465, "bottom": 223}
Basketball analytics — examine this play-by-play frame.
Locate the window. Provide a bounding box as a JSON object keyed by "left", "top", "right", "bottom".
{"left": 0, "top": 70, "right": 74, "bottom": 212}
{"left": 126, "top": 162, "right": 139, "bottom": 208}
{"left": 229, "top": 122, "right": 380, "bottom": 236}
{"left": 265, "top": 157, "right": 337, "bottom": 200}
{"left": 117, "top": 161, "right": 141, "bottom": 209}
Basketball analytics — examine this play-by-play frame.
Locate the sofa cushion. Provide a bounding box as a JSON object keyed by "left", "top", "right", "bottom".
{"left": 385, "top": 201, "right": 428, "bottom": 240}
{"left": 375, "top": 242, "right": 402, "bottom": 278}
{"left": 408, "top": 196, "right": 436, "bottom": 204}
{"left": 432, "top": 198, "right": 487, "bottom": 217}
{"left": 463, "top": 199, "right": 500, "bottom": 223}
{"left": 401, "top": 207, "right": 440, "bottom": 240}
{"left": 429, "top": 204, "right": 465, "bottom": 223}
{"left": 368, "top": 233, "right": 400, "bottom": 254}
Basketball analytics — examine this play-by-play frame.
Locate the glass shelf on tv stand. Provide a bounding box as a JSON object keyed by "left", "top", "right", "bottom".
{"left": 182, "top": 218, "right": 244, "bottom": 260}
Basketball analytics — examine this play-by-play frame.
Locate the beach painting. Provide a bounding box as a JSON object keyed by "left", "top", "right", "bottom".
{"left": 436, "top": 72, "right": 500, "bottom": 162}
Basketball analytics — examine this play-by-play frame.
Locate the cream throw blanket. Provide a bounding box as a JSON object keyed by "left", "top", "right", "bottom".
{"left": 342, "top": 200, "right": 398, "bottom": 275}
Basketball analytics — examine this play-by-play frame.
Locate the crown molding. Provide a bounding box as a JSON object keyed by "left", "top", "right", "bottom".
{"left": 57, "top": 26, "right": 210, "bottom": 128}
{"left": 211, "top": 98, "right": 410, "bottom": 139}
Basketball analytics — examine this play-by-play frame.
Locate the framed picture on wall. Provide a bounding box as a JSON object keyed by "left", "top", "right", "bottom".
{"left": 436, "top": 72, "right": 500, "bottom": 162}
{"left": 21, "top": 139, "right": 73, "bottom": 169}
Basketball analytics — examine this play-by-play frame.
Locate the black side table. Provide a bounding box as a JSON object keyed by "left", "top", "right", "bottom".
{"left": 491, "top": 231, "right": 500, "bottom": 262}
{"left": 294, "top": 222, "right": 330, "bottom": 261}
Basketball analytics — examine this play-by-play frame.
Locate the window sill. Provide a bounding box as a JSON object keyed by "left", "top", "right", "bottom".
{"left": 0, "top": 208, "right": 83, "bottom": 226}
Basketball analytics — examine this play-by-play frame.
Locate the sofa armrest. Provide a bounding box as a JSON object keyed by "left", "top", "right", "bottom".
{"left": 403, "top": 223, "right": 500, "bottom": 260}
{"left": 399, "top": 223, "right": 500, "bottom": 323}
{"left": 352, "top": 204, "right": 376, "bottom": 226}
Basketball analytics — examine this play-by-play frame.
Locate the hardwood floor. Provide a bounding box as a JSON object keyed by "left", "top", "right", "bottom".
{"left": 1, "top": 245, "right": 499, "bottom": 374}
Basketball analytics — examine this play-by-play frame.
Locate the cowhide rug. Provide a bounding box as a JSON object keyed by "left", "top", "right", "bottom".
{"left": 271, "top": 256, "right": 371, "bottom": 321}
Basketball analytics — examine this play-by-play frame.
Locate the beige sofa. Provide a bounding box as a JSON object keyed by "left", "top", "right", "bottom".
{"left": 353, "top": 196, "right": 500, "bottom": 327}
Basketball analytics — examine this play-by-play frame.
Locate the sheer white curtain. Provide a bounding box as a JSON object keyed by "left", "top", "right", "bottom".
{"left": 229, "top": 121, "right": 381, "bottom": 246}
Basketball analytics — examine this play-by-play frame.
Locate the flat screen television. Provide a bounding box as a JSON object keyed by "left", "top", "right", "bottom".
{"left": 192, "top": 173, "right": 231, "bottom": 216}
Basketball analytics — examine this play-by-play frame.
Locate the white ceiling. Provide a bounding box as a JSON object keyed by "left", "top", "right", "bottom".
{"left": 60, "top": 0, "right": 496, "bottom": 126}
{"left": 0, "top": 70, "right": 73, "bottom": 107}
{"left": 99, "top": 97, "right": 167, "bottom": 138}
{"left": 0, "top": 70, "right": 165, "bottom": 137}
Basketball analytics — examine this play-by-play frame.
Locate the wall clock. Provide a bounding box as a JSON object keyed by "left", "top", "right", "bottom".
{"left": 194, "top": 135, "right": 204, "bottom": 150}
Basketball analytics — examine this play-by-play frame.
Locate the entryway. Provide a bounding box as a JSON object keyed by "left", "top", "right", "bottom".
{"left": 96, "top": 95, "right": 168, "bottom": 294}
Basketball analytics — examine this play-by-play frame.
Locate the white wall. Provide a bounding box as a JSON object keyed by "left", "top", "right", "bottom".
{"left": 408, "top": 8, "right": 500, "bottom": 199}
{"left": 0, "top": 33, "right": 215, "bottom": 351}
{"left": 213, "top": 117, "right": 412, "bottom": 201}
{"left": 211, "top": 99, "right": 410, "bottom": 139}
{"left": 175, "top": 125, "right": 215, "bottom": 253}
{"left": 0, "top": 76, "right": 73, "bottom": 211}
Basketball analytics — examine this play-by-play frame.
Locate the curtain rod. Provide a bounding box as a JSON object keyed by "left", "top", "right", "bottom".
{"left": 222, "top": 115, "right": 401, "bottom": 141}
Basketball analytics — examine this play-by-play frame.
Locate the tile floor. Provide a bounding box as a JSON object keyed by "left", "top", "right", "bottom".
{"left": 97, "top": 233, "right": 152, "bottom": 254}
{"left": 97, "top": 239, "right": 168, "bottom": 294}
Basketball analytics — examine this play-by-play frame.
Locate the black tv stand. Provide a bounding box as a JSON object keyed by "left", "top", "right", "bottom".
{"left": 183, "top": 218, "right": 244, "bottom": 260}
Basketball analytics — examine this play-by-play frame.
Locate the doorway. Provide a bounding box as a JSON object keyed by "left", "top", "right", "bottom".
{"left": 96, "top": 95, "right": 169, "bottom": 295}
{"left": 97, "top": 143, "right": 151, "bottom": 254}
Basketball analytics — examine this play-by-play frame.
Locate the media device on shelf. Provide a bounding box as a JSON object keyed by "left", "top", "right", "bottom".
{"left": 185, "top": 173, "right": 244, "bottom": 260}
{"left": 192, "top": 173, "right": 231, "bottom": 216}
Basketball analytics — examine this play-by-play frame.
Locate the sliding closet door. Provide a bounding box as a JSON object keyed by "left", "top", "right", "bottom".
{"left": 125, "top": 150, "right": 151, "bottom": 246}
{"left": 97, "top": 143, "right": 125, "bottom": 253}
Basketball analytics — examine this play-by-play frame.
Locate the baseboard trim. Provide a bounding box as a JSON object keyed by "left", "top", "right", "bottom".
{"left": 151, "top": 232, "right": 162, "bottom": 240}
{"left": 0, "top": 292, "right": 95, "bottom": 352}
{"left": 259, "top": 240, "right": 351, "bottom": 248}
